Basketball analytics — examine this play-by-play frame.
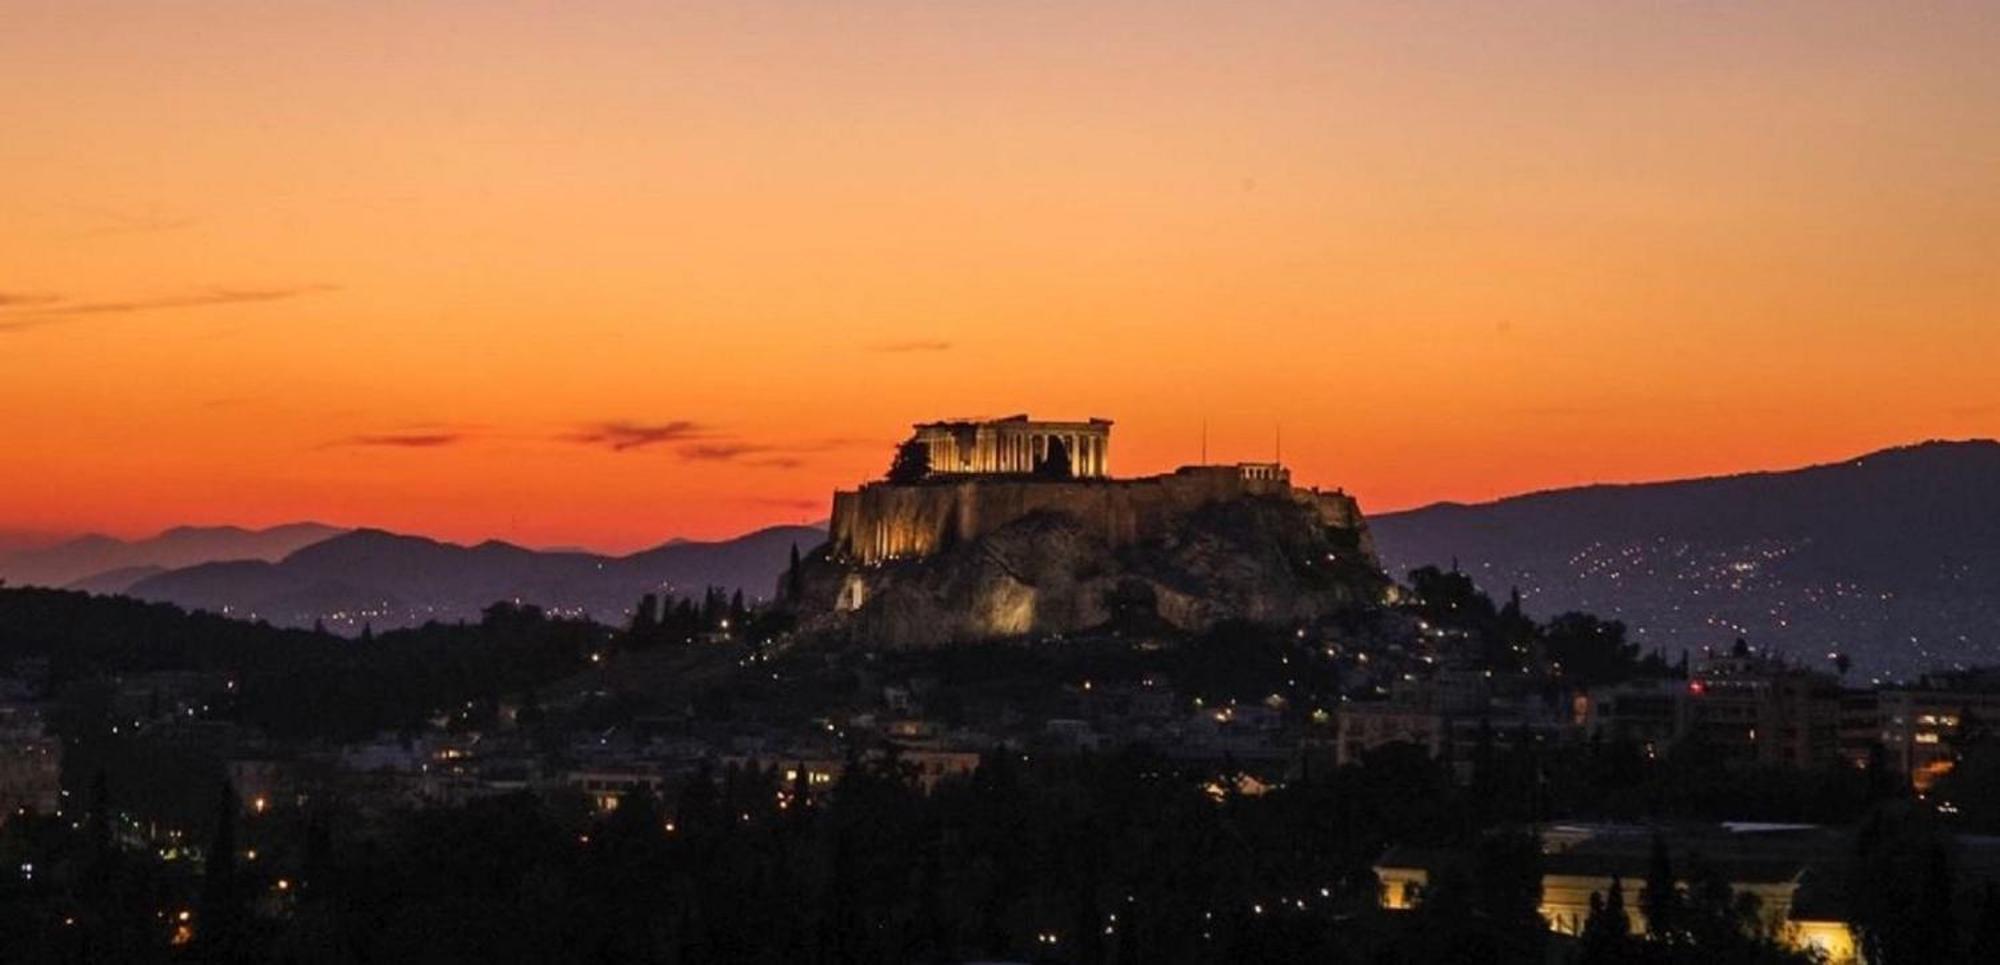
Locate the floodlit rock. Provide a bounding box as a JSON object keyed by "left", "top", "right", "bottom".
{"left": 784, "top": 466, "right": 1389, "bottom": 647}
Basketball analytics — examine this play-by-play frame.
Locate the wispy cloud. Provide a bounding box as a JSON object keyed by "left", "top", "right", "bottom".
{"left": 0, "top": 285, "right": 339, "bottom": 332}
{"left": 742, "top": 496, "right": 824, "bottom": 512}
{"left": 3, "top": 202, "right": 199, "bottom": 242}
{"left": 565, "top": 421, "right": 867, "bottom": 468}
{"left": 678, "top": 442, "right": 776, "bottom": 462}
{"left": 676, "top": 439, "right": 855, "bottom": 469}
{"left": 339, "top": 432, "right": 466, "bottom": 449}
{"left": 564, "top": 420, "right": 711, "bottom": 452}
{"left": 866, "top": 338, "right": 952, "bottom": 353}
{"left": 62, "top": 203, "right": 197, "bottom": 239}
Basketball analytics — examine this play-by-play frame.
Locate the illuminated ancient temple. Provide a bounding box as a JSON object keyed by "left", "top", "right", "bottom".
{"left": 910, "top": 415, "right": 1112, "bottom": 477}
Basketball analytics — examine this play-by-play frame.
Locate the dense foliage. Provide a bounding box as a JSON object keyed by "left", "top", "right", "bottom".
{"left": 8, "top": 576, "right": 2000, "bottom": 963}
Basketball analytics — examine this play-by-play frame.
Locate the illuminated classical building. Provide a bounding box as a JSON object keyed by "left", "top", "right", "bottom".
{"left": 826, "top": 414, "right": 1360, "bottom": 568}
{"left": 1376, "top": 823, "right": 1868, "bottom": 963}
{"left": 910, "top": 415, "right": 1113, "bottom": 478}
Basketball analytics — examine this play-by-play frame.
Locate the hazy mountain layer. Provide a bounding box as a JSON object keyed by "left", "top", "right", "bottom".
{"left": 127, "top": 524, "right": 826, "bottom": 633}
{"left": 0, "top": 523, "right": 346, "bottom": 589}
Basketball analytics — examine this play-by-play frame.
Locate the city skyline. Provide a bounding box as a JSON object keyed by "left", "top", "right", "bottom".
{"left": 5, "top": 1, "right": 1997, "bottom": 551}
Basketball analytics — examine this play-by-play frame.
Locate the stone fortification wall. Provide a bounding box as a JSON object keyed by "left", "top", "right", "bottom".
{"left": 829, "top": 466, "right": 1366, "bottom": 565}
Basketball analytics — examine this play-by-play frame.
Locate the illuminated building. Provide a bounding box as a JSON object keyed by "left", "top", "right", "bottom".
{"left": 566, "top": 766, "right": 669, "bottom": 813}
{"left": 1334, "top": 667, "right": 1568, "bottom": 777}
{"left": 0, "top": 706, "right": 61, "bottom": 822}
{"left": 909, "top": 415, "right": 1114, "bottom": 478}
{"left": 1846, "top": 671, "right": 2000, "bottom": 789}
{"left": 1376, "top": 823, "right": 1867, "bottom": 963}
{"left": 1686, "top": 650, "right": 1842, "bottom": 768}
{"left": 827, "top": 414, "right": 1345, "bottom": 567}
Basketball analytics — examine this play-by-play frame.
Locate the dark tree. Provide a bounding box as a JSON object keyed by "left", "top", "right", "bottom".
{"left": 1579, "top": 876, "right": 1631, "bottom": 963}
{"left": 1542, "top": 612, "right": 1640, "bottom": 686}
{"left": 1849, "top": 806, "right": 1958, "bottom": 965}
{"left": 198, "top": 780, "right": 245, "bottom": 961}
{"left": 1970, "top": 883, "right": 2000, "bottom": 965}
{"left": 1640, "top": 834, "right": 1681, "bottom": 944}
{"left": 887, "top": 439, "right": 931, "bottom": 483}
{"left": 630, "top": 593, "right": 661, "bottom": 635}
{"left": 1475, "top": 828, "right": 1545, "bottom": 936}
{"left": 1034, "top": 436, "right": 1073, "bottom": 480}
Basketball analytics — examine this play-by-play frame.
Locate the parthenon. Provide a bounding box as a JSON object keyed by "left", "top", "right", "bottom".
{"left": 910, "top": 415, "right": 1112, "bottom": 478}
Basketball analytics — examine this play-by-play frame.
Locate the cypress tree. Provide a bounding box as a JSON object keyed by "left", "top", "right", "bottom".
{"left": 1579, "top": 876, "right": 1631, "bottom": 963}
{"left": 198, "top": 780, "right": 244, "bottom": 961}
{"left": 1034, "top": 436, "right": 1073, "bottom": 479}
{"left": 1969, "top": 882, "right": 2000, "bottom": 965}
{"left": 630, "top": 593, "right": 661, "bottom": 635}
{"left": 1639, "top": 834, "right": 1680, "bottom": 944}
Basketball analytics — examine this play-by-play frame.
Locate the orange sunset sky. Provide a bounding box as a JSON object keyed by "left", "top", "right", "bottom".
{"left": 3, "top": 1, "right": 1996, "bottom": 552}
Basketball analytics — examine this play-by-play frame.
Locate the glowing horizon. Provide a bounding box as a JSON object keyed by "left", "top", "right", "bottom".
{"left": 5, "top": 1, "right": 1997, "bottom": 553}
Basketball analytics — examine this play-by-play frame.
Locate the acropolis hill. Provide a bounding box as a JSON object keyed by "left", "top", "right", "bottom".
{"left": 784, "top": 416, "right": 1390, "bottom": 647}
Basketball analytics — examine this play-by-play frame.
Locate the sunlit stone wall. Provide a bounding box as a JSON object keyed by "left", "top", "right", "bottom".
{"left": 828, "top": 464, "right": 1365, "bottom": 565}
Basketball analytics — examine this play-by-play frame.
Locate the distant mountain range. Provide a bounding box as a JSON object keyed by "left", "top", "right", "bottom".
{"left": 1368, "top": 440, "right": 2000, "bottom": 678}
{"left": 15, "top": 439, "right": 1997, "bottom": 668}
{"left": 0, "top": 520, "right": 826, "bottom": 634}
{"left": 121, "top": 525, "right": 827, "bottom": 632}
{"left": 0, "top": 523, "right": 347, "bottom": 590}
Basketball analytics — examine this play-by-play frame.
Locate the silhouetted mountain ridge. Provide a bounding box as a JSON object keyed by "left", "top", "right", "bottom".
{"left": 0, "top": 522, "right": 347, "bottom": 590}
{"left": 127, "top": 524, "right": 827, "bottom": 633}
{"left": 1370, "top": 439, "right": 2000, "bottom": 676}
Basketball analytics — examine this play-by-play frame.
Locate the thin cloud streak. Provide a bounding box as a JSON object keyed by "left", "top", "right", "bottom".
{"left": 339, "top": 433, "right": 466, "bottom": 449}
{"left": 866, "top": 339, "right": 953, "bottom": 353}
{"left": 677, "top": 437, "right": 866, "bottom": 467}
{"left": 678, "top": 442, "right": 778, "bottom": 462}
{"left": 565, "top": 422, "right": 869, "bottom": 466}
{"left": 0, "top": 285, "right": 339, "bottom": 332}
{"left": 740, "top": 496, "right": 824, "bottom": 512}
{"left": 564, "top": 420, "right": 711, "bottom": 452}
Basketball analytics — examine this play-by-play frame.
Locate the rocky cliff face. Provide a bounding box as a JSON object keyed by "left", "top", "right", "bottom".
{"left": 786, "top": 482, "right": 1388, "bottom": 647}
